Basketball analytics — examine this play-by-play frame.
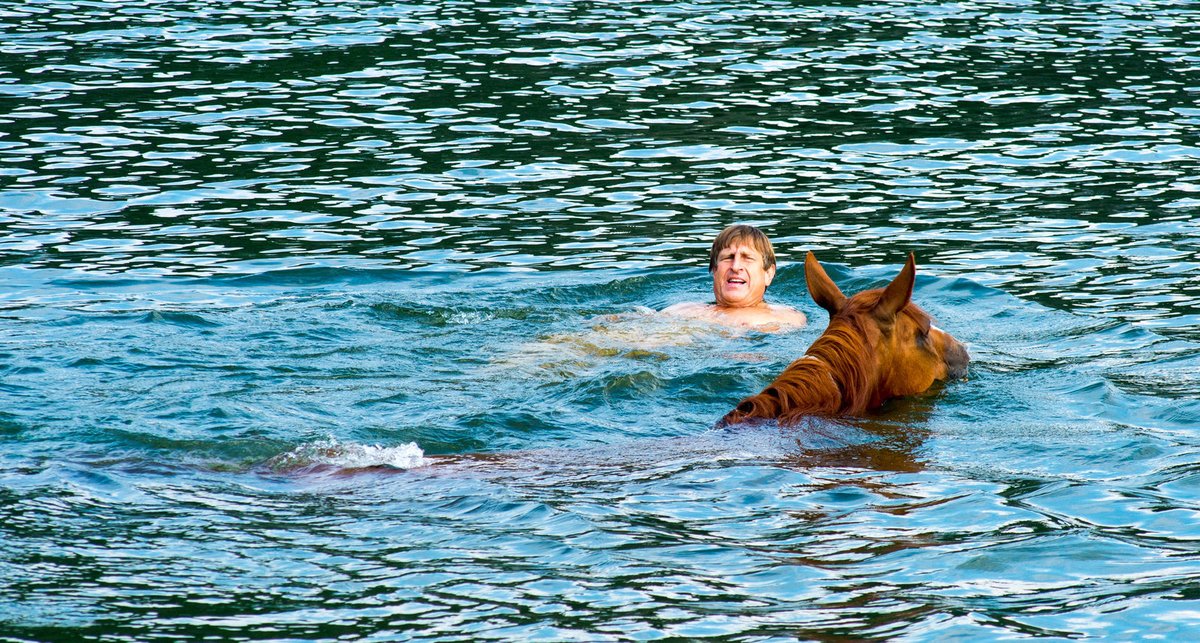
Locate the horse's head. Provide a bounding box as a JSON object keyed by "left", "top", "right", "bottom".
{"left": 719, "top": 251, "right": 969, "bottom": 426}
{"left": 805, "top": 251, "right": 969, "bottom": 411}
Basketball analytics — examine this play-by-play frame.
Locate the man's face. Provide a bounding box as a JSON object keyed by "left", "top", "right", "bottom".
{"left": 712, "top": 242, "right": 775, "bottom": 308}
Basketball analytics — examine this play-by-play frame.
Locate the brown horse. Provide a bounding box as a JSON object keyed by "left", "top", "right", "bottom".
{"left": 719, "top": 252, "right": 969, "bottom": 427}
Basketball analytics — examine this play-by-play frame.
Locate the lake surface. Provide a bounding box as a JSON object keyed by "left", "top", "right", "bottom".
{"left": 3, "top": 0, "right": 1200, "bottom": 640}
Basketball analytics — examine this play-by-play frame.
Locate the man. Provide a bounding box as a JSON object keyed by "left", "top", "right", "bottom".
{"left": 662, "top": 224, "right": 807, "bottom": 331}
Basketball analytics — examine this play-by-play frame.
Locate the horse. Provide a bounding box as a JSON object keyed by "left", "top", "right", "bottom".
{"left": 719, "top": 252, "right": 969, "bottom": 427}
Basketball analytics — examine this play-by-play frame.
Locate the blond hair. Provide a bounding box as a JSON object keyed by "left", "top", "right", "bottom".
{"left": 708, "top": 224, "right": 776, "bottom": 273}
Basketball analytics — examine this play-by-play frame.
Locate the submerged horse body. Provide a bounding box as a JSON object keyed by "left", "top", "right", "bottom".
{"left": 276, "top": 252, "right": 967, "bottom": 476}
{"left": 720, "top": 252, "right": 969, "bottom": 427}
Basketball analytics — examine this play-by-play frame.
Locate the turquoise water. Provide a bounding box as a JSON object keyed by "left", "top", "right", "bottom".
{"left": 3, "top": 0, "right": 1200, "bottom": 640}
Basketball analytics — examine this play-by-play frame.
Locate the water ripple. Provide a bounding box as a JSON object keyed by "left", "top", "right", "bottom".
{"left": 4, "top": 0, "right": 1200, "bottom": 640}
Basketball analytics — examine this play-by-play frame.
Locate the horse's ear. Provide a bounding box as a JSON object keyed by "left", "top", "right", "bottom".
{"left": 875, "top": 252, "right": 916, "bottom": 319}
{"left": 805, "top": 251, "right": 846, "bottom": 315}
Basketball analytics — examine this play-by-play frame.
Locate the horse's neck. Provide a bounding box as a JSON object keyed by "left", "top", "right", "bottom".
{"left": 804, "top": 327, "right": 877, "bottom": 416}
{"left": 719, "top": 357, "right": 844, "bottom": 426}
{"left": 784, "top": 356, "right": 845, "bottom": 415}
{"left": 720, "top": 324, "right": 880, "bottom": 426}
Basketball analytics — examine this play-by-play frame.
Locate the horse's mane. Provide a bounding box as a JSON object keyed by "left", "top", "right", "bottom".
{"left": 721, "top": 290, "right": 935, "bottom": 426}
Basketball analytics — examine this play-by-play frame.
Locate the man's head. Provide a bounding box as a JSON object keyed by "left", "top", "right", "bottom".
{"left": 708, "top": 224, "right": 777, "bottom": 308}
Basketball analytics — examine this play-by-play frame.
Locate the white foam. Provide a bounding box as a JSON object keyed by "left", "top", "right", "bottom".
{"left": 447, "top": 310, "right": 492, "bottom": 325}
{"left": 281, "top": 438, "right": 428, "bottom": 470}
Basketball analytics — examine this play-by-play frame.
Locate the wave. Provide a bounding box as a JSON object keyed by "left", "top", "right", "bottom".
{"left": 266, "top": 438, "right": 428, "bottom": 472}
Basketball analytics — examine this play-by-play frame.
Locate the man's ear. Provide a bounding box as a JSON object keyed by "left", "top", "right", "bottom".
{"left": 805, "top": 251, "right": 845, "bottom": 315}
{"left": 764, "top": 264, "right": 776, "bottom": 287}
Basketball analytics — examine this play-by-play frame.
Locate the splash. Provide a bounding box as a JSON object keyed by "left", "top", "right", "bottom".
{"left": 270, "top": 438, "right": 428, "bottom": 471}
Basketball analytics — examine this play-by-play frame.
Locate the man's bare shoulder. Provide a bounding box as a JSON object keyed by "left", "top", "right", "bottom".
{"left": 661, "top": 302, "right": 711, "bottom": 315}
{"left": 661, "top": 301, "right": 806, "bottom": 332}
{"left": 764, "top": 303, "right": 808, "bottom": 327}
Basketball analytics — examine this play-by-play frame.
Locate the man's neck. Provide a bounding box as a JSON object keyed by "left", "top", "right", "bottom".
{"left": 714, "top": 300, "right": 768, "bottom": 312}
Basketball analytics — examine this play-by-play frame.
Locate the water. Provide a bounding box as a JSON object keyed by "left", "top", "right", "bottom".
{"left": 3, "top": 0, "right": 1200, "bottom": 639}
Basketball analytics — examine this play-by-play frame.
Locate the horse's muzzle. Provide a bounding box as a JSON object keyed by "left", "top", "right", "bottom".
{"left": 945, "top": 340, "right": 970, "bottom": 380}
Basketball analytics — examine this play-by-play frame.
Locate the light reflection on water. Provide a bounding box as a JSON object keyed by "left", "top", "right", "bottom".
{"left": 2, "top": 0, "right": 1200, "bottom": 640}
{"left": 3, "top": 0, "right": 1200, "bottom": 330}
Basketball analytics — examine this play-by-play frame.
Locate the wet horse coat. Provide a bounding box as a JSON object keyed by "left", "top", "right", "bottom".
{"left": 720, "top": 252, "right": 969, "bottom": 427}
